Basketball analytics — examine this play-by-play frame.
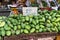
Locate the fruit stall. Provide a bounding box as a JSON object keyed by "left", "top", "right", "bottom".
{"left": 0, "top": 0, "right": 60, "bottom": 40}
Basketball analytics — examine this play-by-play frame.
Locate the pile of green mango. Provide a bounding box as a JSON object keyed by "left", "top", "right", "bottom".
{"left": 0, "top": 10, "right": 60, "bottom": 39}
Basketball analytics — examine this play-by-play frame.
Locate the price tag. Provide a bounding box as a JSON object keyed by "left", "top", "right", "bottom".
{"left": 22, "top": 7, "right": 38, "bottom": 16}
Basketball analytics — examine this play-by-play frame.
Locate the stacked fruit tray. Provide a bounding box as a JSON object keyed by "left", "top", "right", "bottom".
{"left": 0, "top": 10, "right": 60, "bottom": 40}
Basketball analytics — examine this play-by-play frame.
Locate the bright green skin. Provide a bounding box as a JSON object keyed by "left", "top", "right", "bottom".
{"left": 6, "top": 31, "right": 11, "bottom": 36}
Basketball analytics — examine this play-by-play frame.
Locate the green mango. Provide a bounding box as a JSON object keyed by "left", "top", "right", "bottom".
{"left": 36, "top": 30, "right": 39, "bottom": 33}
{"left": 39, "top": 28, "right": 43, "bottom": 32}
{"left": 0, "top": 20, "right": 5, "bottom": 27}
{"left": 55, "top": 18, "right": 60, "bottom": 22}
{"left": 11, "top": 29, "right": 15, "bottom": 35}
{"left": 35, "top": 25, "right": 40, "bottom": 30}
{"left": 20, "top": 29, "right": 24, "bottom": 33}
{"left": 16, "top": 30, "right": 20, "bottom": 35}
{"left": 4, "top": 24, "right": 11, "bottom": 31}
{"left": 13, "top": 26, "right": 17, "bottom": 31}
{"left": 30, "top": 28, "right": 35, "bottom": 33}
{"left": 25, "top": 25, "right": 31, "bottom": 30}
{"left": 1, "top": 30, "right": 5, "bottom": 36}
{"left": 17, "top": 25, "right": 21, "bottom": 30}
{"left": 39, "top": 25, "right": 45, "bottom": 28}
{"left": 25, "top": 16, "right": 29, "bottom": 21}
{"left": 24, "top": 29, "right": 29, "bottom": 34}
{"left": 6, "top": 31, "right": 11, "bottom": 36}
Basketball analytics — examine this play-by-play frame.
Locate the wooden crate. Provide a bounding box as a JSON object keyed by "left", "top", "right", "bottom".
{"left": 4, "top": 32, "right": 57, "bottom": 40}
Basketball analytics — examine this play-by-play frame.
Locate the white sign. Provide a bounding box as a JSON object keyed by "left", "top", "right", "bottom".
{"left": 22, "top": 7, "right": 38, "bottom": 16}
{"left": 52, "top": 6, "right": 58, "bottom": 10}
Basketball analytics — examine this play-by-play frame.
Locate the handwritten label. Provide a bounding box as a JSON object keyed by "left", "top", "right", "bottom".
{"left": 22, "top": 7, "right": 38, "bottom": 16}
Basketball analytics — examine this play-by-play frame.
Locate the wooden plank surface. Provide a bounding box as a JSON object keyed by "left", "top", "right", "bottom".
{"left": 4, "top": 32, "right": 57, "bottom": 40}
{"left": 56, "top": 35, "right": 60, "bottom": 40}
